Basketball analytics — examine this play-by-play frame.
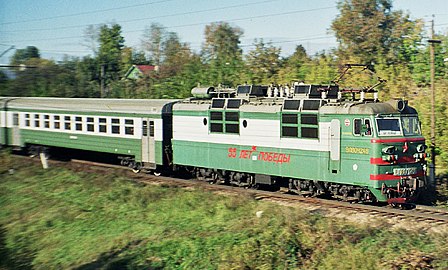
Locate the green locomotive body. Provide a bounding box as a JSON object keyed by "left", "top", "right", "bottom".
{"left": 172, "top": 85, "right": 426, "bottom": 203}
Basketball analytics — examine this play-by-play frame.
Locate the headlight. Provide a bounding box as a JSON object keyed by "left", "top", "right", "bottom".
{"left": 382, "top": 146, "right": 397, "bottom": 155}
{"left": 416, "top": 144, "right": 427, "bottom": 153}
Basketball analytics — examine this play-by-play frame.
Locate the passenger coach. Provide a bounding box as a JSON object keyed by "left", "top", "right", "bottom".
{"left": 1, "top": 97, "right": 177, "bottom": 172}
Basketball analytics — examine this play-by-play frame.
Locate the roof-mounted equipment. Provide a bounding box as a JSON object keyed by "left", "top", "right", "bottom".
{"left": 191, "top": 86, "right": 236, "bottom": 99}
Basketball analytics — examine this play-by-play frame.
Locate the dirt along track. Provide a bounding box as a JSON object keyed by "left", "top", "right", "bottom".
{"left": 18, "top": 154, "right": 448, "bottom": 234}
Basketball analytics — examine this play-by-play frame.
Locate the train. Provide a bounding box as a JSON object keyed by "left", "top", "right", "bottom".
{"left": 0, "top": 81, "right": 427, "bottom": 204}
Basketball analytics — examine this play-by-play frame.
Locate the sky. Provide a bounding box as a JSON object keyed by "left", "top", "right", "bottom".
{"left": 0, "top": 0, "right": 447, "bottom": 64}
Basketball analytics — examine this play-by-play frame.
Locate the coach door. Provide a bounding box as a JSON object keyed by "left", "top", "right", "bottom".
{"left": 11, "top": 113, "right": 21, "bottom": 146}
{"left": 141, "top": 119, "right": 156, "bottom": 167}
{"left": 329, "top": 119, "right": 341, "bottom": 174}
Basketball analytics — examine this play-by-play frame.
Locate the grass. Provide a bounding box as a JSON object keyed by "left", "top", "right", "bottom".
{"left": 0, "top": 150, "right": 447, "bottom": 269}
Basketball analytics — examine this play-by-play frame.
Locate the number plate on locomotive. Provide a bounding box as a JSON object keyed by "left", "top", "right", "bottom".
{"left": 393, "top": 167, "right": 417, "bottom": 176}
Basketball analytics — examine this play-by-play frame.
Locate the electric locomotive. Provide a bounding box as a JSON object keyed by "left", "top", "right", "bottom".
{"left": 171, "top": 83, "right": 427, "bottom": 203}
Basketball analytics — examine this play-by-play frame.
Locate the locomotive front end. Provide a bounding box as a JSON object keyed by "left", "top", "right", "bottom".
{"left": 370, "top": 112, "right": 427, "bottom": 204}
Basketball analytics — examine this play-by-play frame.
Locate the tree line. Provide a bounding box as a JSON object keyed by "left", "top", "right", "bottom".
{"left": 1, "top": 0, "right": 448, "bottom": 168}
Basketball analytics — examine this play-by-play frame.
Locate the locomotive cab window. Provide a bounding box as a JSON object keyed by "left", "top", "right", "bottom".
{"left": 401, "top": 116, "right": 421, "bottom": 136}
{"left": 353, "top": 118, "right": 372, "bottom": 136}
{"left": 353, "top": 119, "right": 362, "bottom": 135}
{"left": 376, "top": 117, "right": 401, "bottom": 136}
{"left": 364, "top": 119, "right": 372, "bottom": 136}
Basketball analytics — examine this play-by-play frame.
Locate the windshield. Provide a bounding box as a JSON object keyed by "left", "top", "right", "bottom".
{"left": 376, "top": 116, "right": 422, "bottom": 136}
{"left": 376, "top": 118, "right": 401, "bottom": 136}
{"left": 401, "top": 116, "right": 421, "bottom": 136}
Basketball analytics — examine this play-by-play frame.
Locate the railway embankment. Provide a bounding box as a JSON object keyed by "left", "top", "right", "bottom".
{"left": 0, "top": 151, "right": 447, "bottom": 269}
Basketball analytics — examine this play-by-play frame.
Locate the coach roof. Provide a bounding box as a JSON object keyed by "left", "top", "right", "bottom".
{"left": 5, "top": 97, "right": 178, "bottom": 114}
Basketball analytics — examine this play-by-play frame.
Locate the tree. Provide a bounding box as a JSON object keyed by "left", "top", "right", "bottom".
{"left": 278, "top": 45, "right": 311, "bottom": 83}
{"left": 10, "top": 46, "right": 40, "bottom": 65}
{"left": 331, "top": 0, "right": 422, "bottom": 65}
{"left": 244, "top": 39, "right": 282, "bottom": 84}
{"left": 161, "top": 32, "right": 192, "bottom": 78}
{"left": 83, "top": 24, "right": 100, "bottom": 55}
{"left": 97, "top": 23, "right": 125, "bottom": 83}
{"left": 0, "top": 70, "right": 10, "bottom": 95}
{"left": 304, "top": 52, "right": 338, "bottom": 84}
{"left": 141, "top": 23, "right": 165, "bottom": 67}
{"left": 140, "top": 23, "right": 197, "bottom": 98}
{"left": 202, "top": 22, "right": 244, "bottom": 86}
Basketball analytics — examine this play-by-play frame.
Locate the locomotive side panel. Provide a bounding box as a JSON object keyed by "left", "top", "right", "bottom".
{"left": 173, "top": 102, "right": 348, "bottom": 183}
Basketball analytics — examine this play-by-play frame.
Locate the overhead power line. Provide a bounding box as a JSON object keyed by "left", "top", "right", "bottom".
{"left": 0, "top": 0, "right": 279, "bottom": 33}
{"left": 23, "top": 35, "right": 336, "bottom": 57}
{"left": 2, "top": 6, "right": 337, "bottom": 44}
{"left": 0, "top": 0, "right": 176, "bottom": 25}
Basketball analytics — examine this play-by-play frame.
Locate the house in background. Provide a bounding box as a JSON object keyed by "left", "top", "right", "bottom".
{"left": 124, "top": 65, "right": 158, "bottom": 80}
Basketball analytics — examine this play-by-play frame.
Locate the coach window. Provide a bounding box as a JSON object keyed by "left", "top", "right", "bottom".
{"left": 87, "top": 117, "right": 94, "bottom": 132}
{"left": 13, "top": 113, "right": 19, "bottom": 126}
{"left": 99, "top": 118, "right": 107, "bottom": 133}
{"left": 53, "top": 115, "right": 60, "bottom": 129}
{"left": 64, "top": 116, "right": 71, "bottom": 130}
{"left": 125, "top": 119, "right": 134, "bottom": 135}
{"left": 34, "top": 114, "right": 40, "bottom": 128}
{"left": 142, "top": 121, "right": 148, "bottom": 136}
{"left": 112, "top": 118, "right": 120, "bottom": 134}
{"left": 44, "top": 115, "right": 50, "bottom": 128}
{"left": 25, "top": 114, "right": 30, "bottom": 127}
{"left": 75, "top": 116, "right": 83, "bottom": 131}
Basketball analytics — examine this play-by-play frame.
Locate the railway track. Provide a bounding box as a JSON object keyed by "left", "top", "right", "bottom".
{"left": 21, "top": 155, "right": 448, "bottom": 230}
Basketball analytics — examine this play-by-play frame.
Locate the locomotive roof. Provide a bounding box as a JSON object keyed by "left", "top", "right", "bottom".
{"left": 5, "top": 97, "right": 178, "bottom": 114}
{"left": 319, "top": 102, "right": 398, "bottom": 115}
{"left": 175, "top": 96, "right": 402, "bottom": 115}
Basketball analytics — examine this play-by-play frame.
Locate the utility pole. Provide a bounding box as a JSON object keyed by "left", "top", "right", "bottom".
{"left": 428, "top": 15, "right": 441, "bottom": 191}
{"left": 100, "top": 64, "right": 105, "bottom": 98}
